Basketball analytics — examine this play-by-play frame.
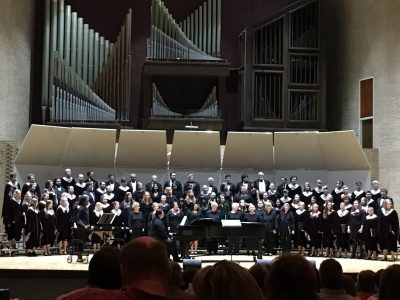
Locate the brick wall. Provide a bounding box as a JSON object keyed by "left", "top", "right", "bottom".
{"left": 325, "top": 0, "right": 400, "bottom": 205}
{"left": 0, "top": 0, "right": 34, "bottom": 232}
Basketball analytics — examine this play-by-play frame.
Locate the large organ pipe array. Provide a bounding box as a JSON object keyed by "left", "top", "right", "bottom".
{"left": 147, "top": 0, "right": 222, "bottom": 61}
{"left": 151, "top": 84, "right": 220, "bottom": 119}
{"left": 92, "top": 10, "right": 133, "bottom": 122}
{"left": 41, "top": 0, "right": 132, "bottom": 123}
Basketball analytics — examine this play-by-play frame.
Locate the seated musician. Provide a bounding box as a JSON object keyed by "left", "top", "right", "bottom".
{"left": 149, "top": 209, "right": 181, "bottom": 262}
{"left": 206, "top": 202, "right": 221, "bottom": 255}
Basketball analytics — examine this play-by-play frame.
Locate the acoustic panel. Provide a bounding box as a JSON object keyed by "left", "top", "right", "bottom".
{"left": 62, "top": 128, "right": 116, "bottom": 167}
{"left": 222, "top": 132, "right": 273, "bottom": 169}
{"left": 15, "top": 125, "right": 71, "bottom": 166}
{"left": 318, "top": 131, "right": 370, "bottom": 170}
{"left": 169, "top": 131, "right": 220, "bottom": 169}
{"left": 274, "top": 132, "right": 324, "bottom": 169}
{"left": 116, "top": 130, "right": 167, "bottom": 168}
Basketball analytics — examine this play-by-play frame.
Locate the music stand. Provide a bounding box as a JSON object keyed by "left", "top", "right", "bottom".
{"left": 97, "top": 213, "right": 116, "bottom": 226}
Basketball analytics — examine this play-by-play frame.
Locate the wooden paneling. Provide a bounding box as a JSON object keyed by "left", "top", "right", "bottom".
{"left": 360, "top": 78, "right": 373, "bottom": 118}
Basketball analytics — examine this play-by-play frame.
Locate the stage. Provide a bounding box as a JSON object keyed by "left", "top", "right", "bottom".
{"left": 0, "top": 252, "right": 397, "bottom": 273}
{"left": 0, "top": 253, "right": 398, "bottom": 299}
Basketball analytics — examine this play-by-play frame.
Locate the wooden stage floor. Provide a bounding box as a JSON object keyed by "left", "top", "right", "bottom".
{"left": 0, "top": 254, "right": 398, "bottom": 274}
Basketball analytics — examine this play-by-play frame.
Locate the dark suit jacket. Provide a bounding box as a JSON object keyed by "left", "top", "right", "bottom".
{"left": 163, "top": 180, "right": 183, "bottom": 194}
{"left": 145, "top": 181, "right": 162, "bottom": 193}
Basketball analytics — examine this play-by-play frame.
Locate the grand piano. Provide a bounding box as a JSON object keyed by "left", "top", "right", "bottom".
{"left": 174, "top": 218, "right": 265, "bottom": 259}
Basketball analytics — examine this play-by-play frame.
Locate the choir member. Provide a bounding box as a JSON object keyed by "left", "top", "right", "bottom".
{"left": 164, "top": 171, "right": 183, "bottom": 196}
{"left": 352, "top": 181, "right": 366, "bottom": 202}
{"left": 294, "top": 201, "right": 308, "bottom": 256}
{"left": 103, "top": 185, "right": 117, "bottom": 204}
{"left": 254, "top": 172, "right": 270, "bottom": 195}
{"left": 82, "top": 182, "right": 96, "bottom": 208}
{"left": 85, "top": 171, "right": 98, "bottom": 190}
{"left": 263, "top": 201, "right": 277, "bottom": 256}
{"left": 276, "top": 177, "right": 288, "bottom": 198}
{"left": 66, "top": 185, "right": 77, "bottom": 209}
{"left": 370, "top": 180, "right": 381, "bottom": 202}
{"left": 56, "top": 196, "right": 71, "bottom": 255}
{"left": 184, "top": 174, "right": 201, "bottom": 197}
{"left": 90, "top": 202, "right": 104, "bottom": 252}
{"left": 53, "top": 178, "right": 66, "bottom": 205}
{"left": 365, "top": 191, "right": 377, "bottom": 211}
{"left": 342, "top": 195, "right": 353, "bottom": 211}
{"left": 238, "top": 199, "right": 247, "bottom": 212}
{"left": 379, "top": 199, "right": 399, "bottom": 261}
{"left": 21, "top": 174, "right": 41, "bottom": 200}
{"left": 308, "top": 203, "right": 322, "bottom": 257}
{"left": 363, "top": 207, "right": 379, "bottom": 260}
{"left": 150, "top": 209, "right": 180, "bottom": 262}
{"left": 99, "top": 194, "right": 112, "bottom": 213}
{"left": 331, "top": 180, "right": 344, "bottom": 210}
{"left": 111, "top": 201, "right": 124, "bottom": 247}
{"left": 307, "top": 196, "right": 318, "bottom": 212}
{"left": 301, "top": 182, "right": 313, "bottom": 207}
{"left": 205, "top": 202, "right": 221, "bottom": 254}
{"left": 40, "top": 199, "right": 56, "bottom": 256}
{"left": 61, "top": 168, "right": 75, "bottom": 191}
{"left": 348, "top": 200, "right": 366, "bottom": 259}
{"left": 256, "top": 200, "right": 265, "bottom": 216}
{"left": 95, "top": 181, "right": 107, "bottom": 202}
{"left": 186, "top": 202, "right": 201, "bottom": 254}
{"left": 312, "top": 179, "right": 324, "bottom": 201}
{"left": 226, "top": 202, "right": 243, "bottom": 254}
{"left": 234, "top": 185, "right": 251, "bottom": 204}
{"left": 219, "top": 182, "right": 234, "bottom": 204}
{"left": 266, "top": 183, "right": 278, "bottom": 204}
{"left": 25, "top": 198, "right": 40, "bottom": 256}
{"left": 128, "top": 202, "right": 144, "bottom": 240}
{"left": 217, "top": 195, "right": 230, "bottom": 219}
{"left": 3, "top": 173, "right": 20, "bottom": 202}
{"left": 159, "top": 195, "right": 171, "bottom": 215}
{"left": 278, "top": 202, "right": 295, "bottom": 254}
{"left": 4, "top": 189, "right": 23, "bottom": 249}
{"left": 105, "top": 174, "right": 120, "bottom": 193}
{"left": 287, "top": 176, "right": 302, "bottom": 199}
{"left": 336, "top": 202, "right": 350, "bottom": 258}
{"left": 127, "top": 173, "right": 137, "bottom": 194}
{"left": 243, "top": 204, "right": 262, "bottom": 255}
{"left": 167, "top": 201, "right": 184, "bottom": 234}
{"left": 145, "top": 175, "right": 162, "bottom": 193}
{"left": 150, "top": 184, "right": 161, "bottom": 203}
{"left": 291, "top": 194, "right": 301, "bottom": 211}
{"left": 133, "top": 182, "right": 145, "bottom": 202}
{"left": 198, "top": 185, "right": 211, "bottom": 204}
{"left": 23, "top": 182, "right": 39, "bottom": 203}
{"left": 116, "top": 178, "right": 130, "bottom": 203}
{"left": 120, "top": 192, "right": 133, "bottom": 226}
{"left": 207, "top": 177, "right": 218, "bottom": 195}
{"left": 235, "top": 174, "right": 249, "bottom": 194}
{"left": 140, "top": 191, "right": 153, "bottom": 235}
{"left": 74, "top": 173, "right": 87, "bottom": 197}
{"left": 340, "top": 185, "right": 352, "bottom": 203}
{"left": 279, "top": 189, "right": 292, "bottom": 205}
{"left": 360, "top": 197, "right": 369, "bottom": 213}
{"left": 320, "top": 185, "right": 331, "bottom": 207}
{"left": 322, "top": 202, "right": 338, "bottom": 258}
{"left": 248, "top": 181, "right": 259, "bottom": 206}
{"left": 377, "top": 188, "right": 392, "bottom": 209}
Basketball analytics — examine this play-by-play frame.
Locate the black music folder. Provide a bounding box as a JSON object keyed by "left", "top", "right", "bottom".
{"left": 97, "top": 213, "right": 116, "bottom": 226}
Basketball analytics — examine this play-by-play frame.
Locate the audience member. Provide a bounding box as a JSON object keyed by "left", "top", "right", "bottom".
{"left": 356, "top": 270, "right": 376, "bottom": 300}
{"left": 248, "top": 263, "right": 269, "bottom": 298}
{"left": 342, "top": 274, "right": 357, "bottom": 297}
{"left": 319, "top": 258, "right": 354, "bottom": 299}
{"left": 378, "top": 265, "right": 400, "bottom": 300}
{"left": 168, "top": 262, "right": 198, "bottom": 300}
{"left": 266, "top": 254, "right": 319, "bottom": 300}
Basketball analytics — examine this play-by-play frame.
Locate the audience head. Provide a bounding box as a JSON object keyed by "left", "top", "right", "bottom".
{"left": 357, "top": 270, "right": 376, "bottom": 294}
{"left": 319, "top": 258, "right": 343, "bottom": 290}
{"left": 248, "top": 263, "right": 269, "bottom": 297}
{"left": 266, "top": 254, "right": 318, "bottom": 300}
{"left": 193, "top": 260, "right": 264, "bottom": 300}
{"left": 342, "top": 274, "right": 357, "bottom": 297}
{"left": 88, "top": 246, "right": 121, "bottom": 289}
{"left": 379, "top": 265, "right": 400, "bottom": 300}
{"left": 120, "top": 237, "right": 170, "bottom": 297}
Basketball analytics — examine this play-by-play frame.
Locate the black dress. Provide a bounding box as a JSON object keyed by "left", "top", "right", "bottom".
{"left": 336, "top": 210, "right": 350, "bottom": 250}
{"left": 322, "top": 211, "right": 339, "bottom": 249}
{"left": 128, "top": 211, "right": 143, "bottom": 239}
{"left": 363, "top": 214, "right": 379, "bottom": 251}
{"left": 167, "top": 210, "right": 184, "bottom": 234}
{"left": 331, "top": 188, "right": 343, "bottom": 210}
{"left": 379, "top": 209, "right": 399, "bottom": 252}
{"left": 301, "top": 191, "right": 313, "bottom": 207}
{"left": 352, "top": 190, "right": 366, "bottom": 202}
{"left": 349, "top": 209, "right": 366, "bottom": 245}
{"left": 294, "top": 209, "right": 308, "bottom": 248}
{"left": 308, "top": 211, "right": 322, "bottom": 249}
{"left": 56, "top": 206, "right": 72, "bottom": 242}
{"left": 5, "top": 198, "right": 23, "bottom": 241}
{"left": 186, "top": 210, "right": 201, "bottom": 223}
{"left": 287, "top": 184, "right": 302, "bottom": 200}
{"left": 263, "top": 210, "right": 277, "bottom": 254}
{"left": 25, "top": 207, "right": 40, "bottom": 249}
{"left": 140, "top": 202, "right": 153, "bottom": 235}
{"left": 40, "top": 209, "right": 56, "bottom": 246}
{"left": 278, "top": 211, "right": 294, "bottom": 252}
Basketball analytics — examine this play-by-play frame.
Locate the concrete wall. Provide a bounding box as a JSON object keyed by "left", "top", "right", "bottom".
{"left": 325, "top": 0, "right": 400, "bottom": 204}
{"left": 0, "top": 0, "right": 34, "bottom": 230}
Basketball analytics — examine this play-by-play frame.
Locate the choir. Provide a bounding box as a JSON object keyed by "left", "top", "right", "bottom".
{"left": 1, "top": 170, "right": 399, "bottom": 261}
